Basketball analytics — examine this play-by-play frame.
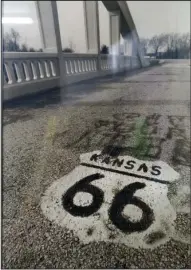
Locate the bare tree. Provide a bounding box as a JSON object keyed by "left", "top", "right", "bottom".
{"left": 164, "top": 33, "right": 178, "bottom": 50}
{"left": 62, "top": 47, "right": 74, "bottom": 53}
{"left": 149, "top": 34, "right": 166, "bottom": 56}
{"left": 140, "top": 38, "right": 149, "bottom": 55}
{"left": 3, "top": 28, "right": 42, "bottom": 52}
{"left": 3, "top": 28, "right": 20, "bottom": 51}
{"left": 164, "top": 33, "right": 179, "bottom": 58}
{"left": 176, "top": 33, "right": 190, "bottom": 58}
{"left": 29, "top": 47, "right": 36, "bottom": 52}
{"left": 141, "top": 32, "right": 190, "bottom": 59}
{"left": 11, "top": 28, "right": 20, "bottom": 45}
{"left": 161, "top": 32, "right": 190, "bottom": 59}
{"left": 20, "top": 44, "right": 28, "bottom": 52}
{"left": 100, "top": 44, "right": 109, "bottom": 54}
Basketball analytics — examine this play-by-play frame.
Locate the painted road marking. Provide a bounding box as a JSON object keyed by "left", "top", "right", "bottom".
{"left": 81, "top": 150, "right": 179, "bottom": 182}
{"left": 41, "top": 150, "right": 180, "bottom": 249}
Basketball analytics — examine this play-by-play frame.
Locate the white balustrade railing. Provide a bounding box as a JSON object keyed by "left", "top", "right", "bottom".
{"left": 100, "top": 55, "right": 140, "bottom": 70}
{"left": 100, "top": 54, "right": 113, "bottom": 70}
{"left": 3, "top": 52, "right": 59, "bottom": 86}
{"left": 3, "top": 52, "right": 144, "bottom": 100}
{"left": 63, "top": 53, "right": 98, "bottom": 75}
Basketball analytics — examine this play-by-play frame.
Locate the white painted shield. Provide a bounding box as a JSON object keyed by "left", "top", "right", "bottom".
{"left": 41, "top": 151, "right": 180, "bottom": 249}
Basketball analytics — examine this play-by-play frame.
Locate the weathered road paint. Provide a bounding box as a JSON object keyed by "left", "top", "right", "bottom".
{"left": 41, "top": 151, "right": 180, "bottom": 249}
{"left": 81, "top": 150, "right": 179, "bottom": 183}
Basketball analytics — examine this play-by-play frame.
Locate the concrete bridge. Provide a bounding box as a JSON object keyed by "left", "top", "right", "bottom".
{"left": 2, "top": 1, "right": 190, "bottom": 269}
{"left": 3, "top": 1, "right": 150, "bottom": 101}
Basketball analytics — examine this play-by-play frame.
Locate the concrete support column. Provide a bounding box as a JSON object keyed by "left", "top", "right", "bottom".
{"left": 109, "top": 11, "right": 120, "bottom": 71}
{"left": 36, "top": 1, "right": 61, "bottom": 53}
{"left": 123, "top": 33, "right": 136, "bottom": 56}
{"left": 35, "top": 1, "right": 66, "bottom": 85}
{"left": 131, "top": 31, "right": 145, "bottom": 67}
{"left": 124, "top": 31, "right": 144, "bottom": 68}
{"left": 123, "top": 34, "right": 131, "bottom": 56}
{"left": 131, "top": 32, "right": 138, "bottom": 57}
{"left": 83, "top": 1, "right": 101, "bottom": 70}
{"left": 109, "top": 11, "right": 120, "bottom": 55}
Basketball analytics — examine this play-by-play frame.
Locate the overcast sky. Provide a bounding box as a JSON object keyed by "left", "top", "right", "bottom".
{"left": 2, "top": 1, "right": 190, "bottom": 52}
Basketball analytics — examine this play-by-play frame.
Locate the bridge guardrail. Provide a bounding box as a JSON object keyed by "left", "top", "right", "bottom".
{"left": 3, "top": 52, "right": 143, "bottom": 101}
{"left": 3, "top": 52, "right": 59, "bottom": 86}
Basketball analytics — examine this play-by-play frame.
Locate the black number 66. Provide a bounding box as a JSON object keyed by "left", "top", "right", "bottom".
{"left": 62, "top": 173, "right": 154, "bottom": 233}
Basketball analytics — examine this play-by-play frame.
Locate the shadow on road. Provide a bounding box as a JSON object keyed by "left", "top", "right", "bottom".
{"left": 3, "top": 64, "right": 162, "bottom": 110}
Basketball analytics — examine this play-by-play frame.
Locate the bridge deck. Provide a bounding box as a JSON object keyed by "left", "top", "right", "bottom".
{"left": 3, "top": 60, "right": 190, "bottom": 269}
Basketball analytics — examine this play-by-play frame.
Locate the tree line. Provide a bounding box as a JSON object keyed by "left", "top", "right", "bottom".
{"left": 3, "top": 28, "right": 43, "bottom": 52}
{"left": 63, "top": 45, "right": 109, "bottom": 54}
{"left": 3, "top": 28, "right": 110, "bottom": 54}
{"left": 4, "top": 28, "right": 189, "bottom": 59}
{"left": 140, "top": 33, "right": 190, "bottom": 59}
{"left": 3, "top": 28, "right": 107, "bottom": 54}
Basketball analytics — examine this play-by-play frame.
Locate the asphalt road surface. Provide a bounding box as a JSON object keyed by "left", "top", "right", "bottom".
{"left": 2, "top": 60, "right": 190, "bottom": 269}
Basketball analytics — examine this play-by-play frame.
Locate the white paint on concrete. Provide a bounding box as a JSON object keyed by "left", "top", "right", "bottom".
{"left": 122, "top": 205, "right": 143, "bottom": 222}
{"left": 80, "top": 150, "right": 180, "bottom": 182}
{"left": 41, "top": 151, "right": 180, "bottom": 249}
{"left": 73, "top": 192, "right": 93, "bottom": 207}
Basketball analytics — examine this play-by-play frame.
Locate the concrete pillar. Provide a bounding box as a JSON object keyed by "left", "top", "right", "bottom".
{"left": 123, "top": 34, "right": 131, "bottom": 56}
{"left": 124, "top": 31, "right": 145, "bottom": 68}
{"left": 131, "top": 32, "right": 138, "bottom": 57}
{"left": 84, "top": 1, "right": 101, "bottom": 70}
{"left": 123, "top": 33, "right": 136, "bottom": 57}
{"left": 109, "top": 11, "right": 120, "bottom": 71}
{"left": 109, "top": 11, "right": 120, "bottom": 55}
{"left": 35, "top": 1, "right": 66, "bottom": 85}
{"left": 83, "top": 1, "right": 101, "bottom": 70}
{"left": 36, "top": 1, "right": 61, "bottom": 53}
{"left": 124, "top": 39, "right": 129, "bottom": 55}
{"left": 131, "top": 31, "right": 145, "bottom": 67}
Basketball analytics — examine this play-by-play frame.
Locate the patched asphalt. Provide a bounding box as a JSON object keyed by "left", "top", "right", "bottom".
{"left": 2, "top": 60, "right": 190, "bottom": 269}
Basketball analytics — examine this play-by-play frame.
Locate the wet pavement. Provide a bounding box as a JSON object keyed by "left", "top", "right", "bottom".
{"left": 2, "top": 60, "right": 190, "bottom": 269}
